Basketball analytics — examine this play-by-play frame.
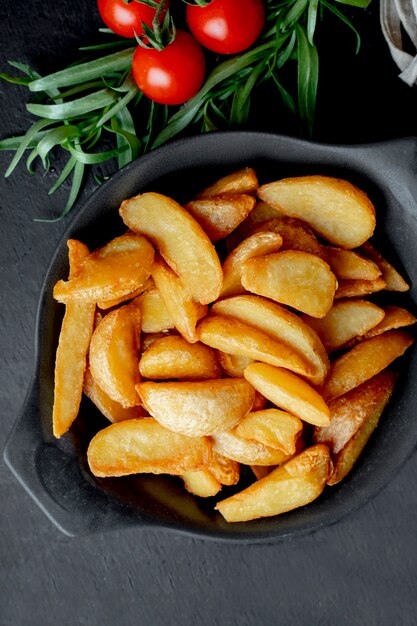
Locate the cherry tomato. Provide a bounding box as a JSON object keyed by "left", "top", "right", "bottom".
{"left": 132, "top": 30, "right": 206, "bottom": 105}
{"left": 97, "top": 0, "right": 167, "bottom": 39}
{"left": 186, "top": 0, "right": 265, "bottom": 55}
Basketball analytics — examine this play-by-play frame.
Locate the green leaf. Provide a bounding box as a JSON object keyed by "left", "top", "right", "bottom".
{"left": 28, "top": 48, "right": 135, "bottom": 92}
{"left": 96, "top": 84, "right": 138, "bottom": 127}
{"left": 0, "top": 132, "right": 48, "bottom": 151}
{"left": 48, "top": 155, "right": 77, "bottom": 195}
{"left": 280, "top": 0, "right": 309, "bottom": 32}
{"left": 35, "top": 125, "right": 81, "bottom": 168}
{"left": 322, "top": 0, "right": 362, "bottom": 53}
{"left": 4, "top": 118, "right": 55, "bottom": 177}
{"left": 35, "top": 158, "right": 85, "bottom": 222}
{"left": 65, "top": 140, "right": 127, "bottom": 164}
{"left": 0, "top": 72, "right": 32, "bottom": 86}
{"left": 296, "top": 23, "right": 319, "bottom": 136}
{"left": 26, "top": 89, "right": 118, "bottom": 120}
{"left": 307, "top": 0, "right": 319, "bottom": 45}
{"left": 107, "top": 112, "right": 141, "bottom": 167}
{"left": 334, "top": 0, "right": 371, "bottom": 7}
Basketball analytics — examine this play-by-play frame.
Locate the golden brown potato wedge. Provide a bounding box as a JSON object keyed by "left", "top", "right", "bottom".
{"left": 184, "top": 194, "right": 256, "bottom": 242}
{"left": 195, "top": 167, "right": 259, "bottom": 198}
{"left": 220, "top": 231, "right": 283, "bottom": 298}
{"left": 314, "top": 370, "right": 397, "bottom": 455}
{"left": 252, "top": 390, "right": 268, "bottom": 411}
{"left": 215, "top": 444, "right": 330, "bottom": 522}
{"left": 139, "top": 335, "right": 220, "bottom": 380}
{"left": 226, "top": 200, "right": 284, "bottom": 249}
{"left": 198, "top": 314, "right": 313, "bottom": 377}
{"left": 360, "top": 242, "right": 410, "bottom": 291}
{"left": 152, "top": 256, "right": 208, "bottom": 343}
{"left": 217, "top": 351, "right": 254, "bottom": 378}
{"left": 119, "top": 192, "right": 223, "bottom": 304}
{"left": 97, "top": 277, "right": 154, "bottom": 310}
{"left": 323, "top": 330, "right": 414, "bottom": 401}
{"left": 87, "top": 417, "right": 212, "bottom": 477}
{"left": 212, "top": 430, "right": 291, "bottom": 466}
{"left": 89, "top": 302, "right": 141, "bottom": 408}
{"left": 325, "top": 247, "right": 381, "bottom": 280}
{"left": 334, "top": 277, "right": 386, "bottom": 299}
{"left": 212, "top": 295, "right": 329, "bottom": 384}
{"left": 361, "top": 305, "right": 417, "bottom": 340}
{"left": 53, "top": 234, "right": 154, "bottom": 304}
{"left": 209, "top": 451, "right": 240, "bottom": 486}
{"left": 135, "top": 287, "right": 175, "bottom": 333}
{"left": 182, "top": 470, "right": 222, "bottom": 497}
{"left": 53, "top": 240, "right": 96, "bottom": 438}
{"left": 302, "top": 299, "right": 386, "bottom": 353}
{"left": 323, "top": 373, "right": 398, "bottom": 485}
{"left": 83, "top": 368, "right": 146, "bottom": 423}
{"left": 137, "top": 378, "right": 255, "bottom": 437}
{"left": 235, "top": 409, "right": 303, "bottom": 455}
{"left": 257, "top": 175, "right": 376, "bottom": 249}
{"left": 244, "top": 362, "right": 331, "bottom": 427}
{"left": 241, "top": 251, "right": 337, "bottom": 318}
{"left": 141, "top": 331, "right": 176, "bottom": 352}
{"left": 250, "top": 216, "right": 325, "bottom": 259}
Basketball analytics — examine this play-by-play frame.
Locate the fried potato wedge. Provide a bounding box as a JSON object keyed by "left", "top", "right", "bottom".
{"left": 53, "top": 240, "right": 96, "bottom": 438}
{"left": 53, "top": 234, "right": 154, "bottom": 304}
{"left": 323, "top": 331, "right": 414, "bottom": 401}
{"left": 97, "top": 277, "right": 154, "bottom": 310}
{"left": 182, "top": 470, "right": 222, "bottom": 497}
{"left": 137, "top": 378, "right": 255, "bottom": 437}
{"left": 235, "top": 409, "right": 303, "bottom": 455}
{"left": 212, "top": 431, "right": 291, "bottom": 466}
{"left": 226, "top": 200, "right": 284, "bottom": 249}
{"left": 215, "top": 444, "right": 330, "bottom": 522}
{"left": 252, "top": 391, "right": 268, "bottom": 411}
{"left": 87, "top": 417, "right": 212, "bottom": 477}
{"left": 89, "top": 302, "right": 141, "bottom": 408}
{"left": 212, "top": 295, "right": 329, "bottom": 384}
{"left": 314, "top": 370, "right": 397, "bottom": 455}
{"left": 322, "top": 373, "right": 397, "bottom": 485}
{"left": 198, "top": 314, "right": 313, "bottom": 377}
{"left": 139, "top": 335, "right": 220, "bottom": 380}
{"left": 257, "top": 175, "right": 376, "bottom": 249}
{"left": 250, "top": 216, "right": 325, "bottom": 259}
{"left": 362, "top": 305, "right": 417, "bottom": 340}
{"left": 241, "top": 251, "right": 337, "bottom": 318}
{"left": 209, "top": 451, "right": 240, "bottom": 486}
{"left": 195, "top": 167, "right": 259, "bottom": 198}
{"left": 83, "top": 368, "right": 146, "bottom": 423}
{"left": 334, "top": 277, "right": 386, "bottom": 299}
{"left": 135, "top": 286, "right": 175, "bottom": 333}
{"left": 325, "top": 247, "right": 381, "bottom": 280}
{"left": 119, "top": 192, "right": 223, "bottom": 304}
{"left": 185, "top": 194, "right": 256, "bottom": 242}
{"left": 244, "top": 362, "right": 331, "bottom": 427}
{"left": 152, "top": 256, "right": 208, "bottom": 343}
{"left": 217, "top": 351, "right": 254, "bottom": 378}
{"left": 220, "top": 231, "right": 283, "bottom": 298}
{"left": 360, "top": 242, "right": 410, "bottom": 291}
{"left": 302, "top": 299, "right": 386, "bottom": 353}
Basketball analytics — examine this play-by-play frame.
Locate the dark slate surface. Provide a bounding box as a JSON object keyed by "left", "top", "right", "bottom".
{"left": 1, "top": 2, "right": 417, "bottom": 625}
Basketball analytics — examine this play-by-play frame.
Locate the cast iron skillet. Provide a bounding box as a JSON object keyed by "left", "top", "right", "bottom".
{"left": 4, "top": 132, "right": 417, "bottom": 541}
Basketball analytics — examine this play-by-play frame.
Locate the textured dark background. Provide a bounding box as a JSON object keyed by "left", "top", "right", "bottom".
{"left": 1, "top": 2, "right": 417, "bottom": 625}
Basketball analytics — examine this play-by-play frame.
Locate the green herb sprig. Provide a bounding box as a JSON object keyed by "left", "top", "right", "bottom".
{"left": 0, "top": 0, "right": 371, "bottom": 220}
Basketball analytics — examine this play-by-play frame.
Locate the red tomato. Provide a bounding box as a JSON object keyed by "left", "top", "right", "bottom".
{"left": 186, "top": 0, "right": 265, "bottom": 55}
{"left": 97, "top": 0, "right": 167, "bottom": 39}
{"left": 132, "top": 30, "right": 206, "bottom": 105}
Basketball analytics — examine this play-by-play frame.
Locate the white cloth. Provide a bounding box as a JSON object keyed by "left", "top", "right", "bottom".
{"left": 380, "top": 0, "right": 417, "bottom": 85}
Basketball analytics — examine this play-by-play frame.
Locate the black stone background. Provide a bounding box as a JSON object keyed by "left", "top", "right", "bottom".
{"left": 1, "top": 1, "right": 417, "bottom": 625}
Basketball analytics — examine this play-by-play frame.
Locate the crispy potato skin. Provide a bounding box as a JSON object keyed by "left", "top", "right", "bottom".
{"left": 184, "top": 194, "right": 256, "bottom": 242}
{"left": 250, "top": 216, "right": 325, "bottom": 259}
{"left": 87, "top": 418, "right": 212, "bottom": 477}
{"left": 241, "top": 251, "right": 337, "bottom": 318}
{"left": 137, "top": 378, "right": 255, "bottom": 437}
{"left": 235, "top": 409, "right": 303, "bottom": 455}
{"left": 257, "top": 175, "right": 376, "bottom": 249}
{"left": 212, "top": 430, "right": 291, "bottom": 466}
{"left": 83, "top": 368, "right": 146, "bottom": 423}
{"left": 215, "top": 444, "right": 330, "bottom": 522}
{"left": 195, "top": 167, "right": 259, "bottom": 198}
{"left": 360, "top": 242, "right": 409, "bottom": 291}
{"left": 119, "top": 192, "right": 223, "bottom": 304}
{"left": 323, "top": 330, "right": 415, "bottom": 401}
